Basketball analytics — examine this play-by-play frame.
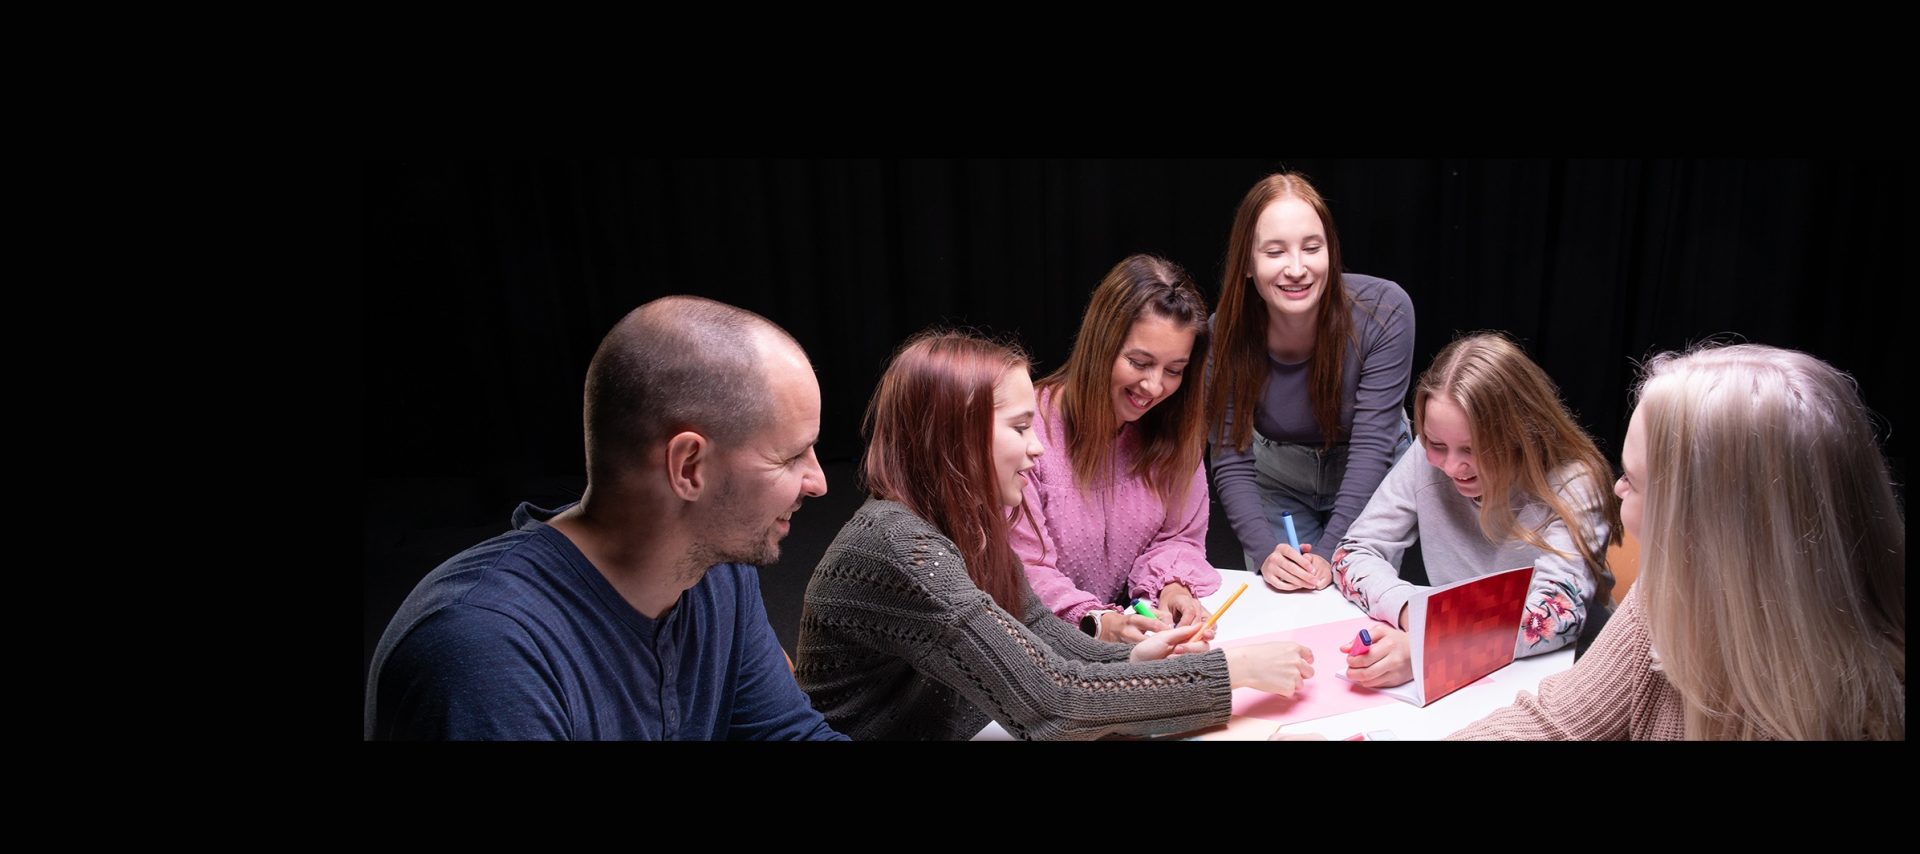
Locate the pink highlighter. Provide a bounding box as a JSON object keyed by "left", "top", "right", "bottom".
{"left": 1350, "top": 628, "right": 1374, "bottom": 656}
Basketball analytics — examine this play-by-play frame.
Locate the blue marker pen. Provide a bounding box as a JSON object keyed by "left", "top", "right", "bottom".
{"left": 1280, "top": 511, "right": 1324, "bottom": 587}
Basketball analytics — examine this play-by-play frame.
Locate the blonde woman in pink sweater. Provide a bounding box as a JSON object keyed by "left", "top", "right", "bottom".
{"left": 1452, "top": 344, "right": 1904, "bottom": 740}
{"left": 1009, "top": 254, "right": 1223, "bottom": 643}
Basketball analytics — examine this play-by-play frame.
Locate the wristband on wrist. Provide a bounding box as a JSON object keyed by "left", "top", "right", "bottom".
{"left": 1080, "top": 609, "right": 1114, "bottom": 636}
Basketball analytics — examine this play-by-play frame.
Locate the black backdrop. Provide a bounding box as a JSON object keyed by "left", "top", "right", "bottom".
{"left": 363, "top": 159, "right": 1906, "bottom": 691}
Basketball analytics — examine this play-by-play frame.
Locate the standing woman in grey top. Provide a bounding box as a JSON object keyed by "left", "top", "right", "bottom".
{"left": 1206, "top": 172, "right": 1417, "bottom": 591}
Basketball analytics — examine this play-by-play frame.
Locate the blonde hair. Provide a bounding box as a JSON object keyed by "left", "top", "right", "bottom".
{"left": 1636, "top": 343, "right": 1904, "bottom": 740}
{"left": 1413, "top": 332, "right": 1621, "bottom": 603}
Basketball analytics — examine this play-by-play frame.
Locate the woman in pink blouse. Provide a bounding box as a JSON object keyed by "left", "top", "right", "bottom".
{"left": 1010, "top": 254, "right": 1222, "bottom": 643}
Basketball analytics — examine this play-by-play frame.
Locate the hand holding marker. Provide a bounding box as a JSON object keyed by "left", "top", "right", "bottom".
{"left": 1282, "top": 511, "right": 1322, "bottom": 587}
{"left": 1190, "top": 582, "right": 1248, "bottom": 643}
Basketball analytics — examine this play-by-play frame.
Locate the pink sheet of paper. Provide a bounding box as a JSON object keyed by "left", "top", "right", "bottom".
{"left": 1216, "top": 616, "right": 1402, "bottom": 725}
{"left": 1166, "top": 714, "right": 1285, "bottom": 741}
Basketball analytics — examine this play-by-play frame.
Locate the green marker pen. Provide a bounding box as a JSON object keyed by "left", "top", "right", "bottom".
{"left": 1130, "top": 598, "right": 1157, "bottom": 619}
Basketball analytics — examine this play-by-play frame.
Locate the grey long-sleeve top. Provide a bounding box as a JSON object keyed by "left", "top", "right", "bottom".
{"left": 1211, "top": 274, "right": 1416, "bottom": 560}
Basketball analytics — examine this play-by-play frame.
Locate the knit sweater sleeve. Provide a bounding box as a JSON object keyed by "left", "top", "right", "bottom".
{"left": 814, "top": 502, "right": 1234, "bottom": 740}
{"left": 1019, "top": 588, "right": 1134, "bottom": 663}
{"left": 1448, "top": 585, "right": 1657, "bottom": 740}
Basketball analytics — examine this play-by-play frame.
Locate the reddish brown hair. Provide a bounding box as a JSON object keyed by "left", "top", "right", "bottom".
{"left": 1207, "top": 172, "right": 1354, "bottom": 451}
{"left": 863, "top": 330, "right": 1035, "bottom": 613}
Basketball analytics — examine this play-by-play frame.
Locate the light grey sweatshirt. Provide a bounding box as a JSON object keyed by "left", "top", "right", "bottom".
{"left": 1333, "top": 449, "right": 1614, "bottom": 658}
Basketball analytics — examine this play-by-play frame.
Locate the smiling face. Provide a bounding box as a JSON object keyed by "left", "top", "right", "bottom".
{"left": 1249, "top": 195, "right": 1331, "bottom": 324}
{"left": 1422, "top": 393, "right": 1482, "bottom": 498}
{"left": 990, "top": 366, "right": 1044, "bottom": 507}
{"left": 705, "top": 342, "right": 828, "bottom": 566}
{"left": 1109, "top": 313, "right": 1195, "bottom": 426}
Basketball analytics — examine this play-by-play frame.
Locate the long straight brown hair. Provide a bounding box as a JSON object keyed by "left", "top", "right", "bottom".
{"left": 1207, "top": 172, "right": 1355, "bottom": 451}
{"left": 862, "top": 330, "right": 1034, "bottom": 613}
{"left": 1038, "top": 254, "right": 1211, "bottom": 516}
{"left": 1412, "top": 332, "right": 1622, "bottom": 603}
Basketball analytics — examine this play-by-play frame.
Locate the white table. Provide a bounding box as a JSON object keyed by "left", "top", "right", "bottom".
{"left": 977, "top": 569, "right": 1572, "bottom": 740}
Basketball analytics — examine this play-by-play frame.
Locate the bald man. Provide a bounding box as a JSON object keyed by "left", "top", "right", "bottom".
{"left": 366, "top": 296, "right": 845, "bottom": 740}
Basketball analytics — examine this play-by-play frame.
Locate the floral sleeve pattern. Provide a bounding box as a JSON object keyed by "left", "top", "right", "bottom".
{"left": 1332, "top": 547, "right": 1370, "bottom": 613}
{"left": 1521, "top": 580, "right": 1584, "bottom": 648}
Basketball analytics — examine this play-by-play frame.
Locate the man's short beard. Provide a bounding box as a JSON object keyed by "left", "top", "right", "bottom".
{"left": 684, "top": 474, "right": 782, "bottom": 575}
{"left": 684, "top": 531, "right": 779, "bottom": 579}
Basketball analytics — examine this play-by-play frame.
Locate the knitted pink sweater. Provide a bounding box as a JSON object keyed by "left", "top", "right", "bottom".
{"left": 1009, "top": 388, "right": 1221, "bottom": 626}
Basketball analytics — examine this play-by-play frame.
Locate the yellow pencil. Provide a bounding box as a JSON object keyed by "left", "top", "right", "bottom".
{"left": 1192, "top": 582, "right": 1248, "bottom": 641}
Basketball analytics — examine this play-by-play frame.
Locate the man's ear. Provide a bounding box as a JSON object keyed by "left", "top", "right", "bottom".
{"left": 663, "top": 431, "right": 709, "bottom": 501}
